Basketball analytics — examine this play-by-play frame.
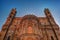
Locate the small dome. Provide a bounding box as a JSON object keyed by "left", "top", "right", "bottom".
{"left": 23, "top": 14, "right": 37, "bottom": 19}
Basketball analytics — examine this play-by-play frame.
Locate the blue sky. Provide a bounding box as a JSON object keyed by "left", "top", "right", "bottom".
{"left": 0, "top": 0, "right": 60, "bottom": 30}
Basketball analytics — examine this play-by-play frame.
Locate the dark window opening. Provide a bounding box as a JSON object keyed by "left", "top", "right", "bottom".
{"left": 7, "top": 36, "right": 10, "bottom": 40}
{"left": 51, "top": 36, "right": 54, "bottom": 40}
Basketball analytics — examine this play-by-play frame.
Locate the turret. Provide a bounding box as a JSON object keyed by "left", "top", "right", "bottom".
{"left": 2, "top": 8, "right": 17, "bottom": 31}
{"left": 44, "top": 8, "right": 56, "bottom": 25}
{"left": 44, "top": 8, "right": 58, "bottom": 40}
{"left": 1, "top": 8, "right": 17, "bottom": 40}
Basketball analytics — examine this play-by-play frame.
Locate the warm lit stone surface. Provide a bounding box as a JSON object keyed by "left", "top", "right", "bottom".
{"left": 0, "top": 8, "right": 60, "bottom": 40}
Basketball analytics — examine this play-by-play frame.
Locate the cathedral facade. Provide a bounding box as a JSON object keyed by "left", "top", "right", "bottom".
{"left": 0, "top": 8, "right": 60, "bottom": 40}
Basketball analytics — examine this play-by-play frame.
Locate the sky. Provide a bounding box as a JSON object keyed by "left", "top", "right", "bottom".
{"left": 0, "top": 0, "right": 60, "bottom": 30}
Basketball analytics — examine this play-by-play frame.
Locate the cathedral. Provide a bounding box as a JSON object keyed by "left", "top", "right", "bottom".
{"left": 0, "top": 8, "right": 60, "bottom": 40}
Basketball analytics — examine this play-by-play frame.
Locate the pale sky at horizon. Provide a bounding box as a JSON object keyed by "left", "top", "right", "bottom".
{"left": 0, "top": 0, "right": 60, "bottom": 30}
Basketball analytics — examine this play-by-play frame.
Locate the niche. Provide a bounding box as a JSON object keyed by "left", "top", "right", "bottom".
{"left": 51, "top": 36, "right": 54, "bottom": 40}
{"left": 7, "top": 36, "right": 10, "bottom": 40}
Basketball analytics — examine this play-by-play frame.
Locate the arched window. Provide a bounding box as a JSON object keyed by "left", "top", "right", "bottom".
{"left": 7, "top": 36, "right": 10, "bottom": 40}
{"left": 51, "top": 36, "right": 54, "bottom": 40}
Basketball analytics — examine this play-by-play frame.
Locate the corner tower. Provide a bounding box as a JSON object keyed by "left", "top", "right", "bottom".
{"left": 1, "top": 8, "right": 17, "bottom": 40}
{"left": 44, "top": 8, "right": 59, "bottom": 40}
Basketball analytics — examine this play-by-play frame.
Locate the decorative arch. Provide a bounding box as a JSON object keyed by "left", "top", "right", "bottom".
{"left": 19, "top": 15, "right": 41, "bottom": 33}
{"left": 18, "top": 15, "right": 43, "bottom": 40}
